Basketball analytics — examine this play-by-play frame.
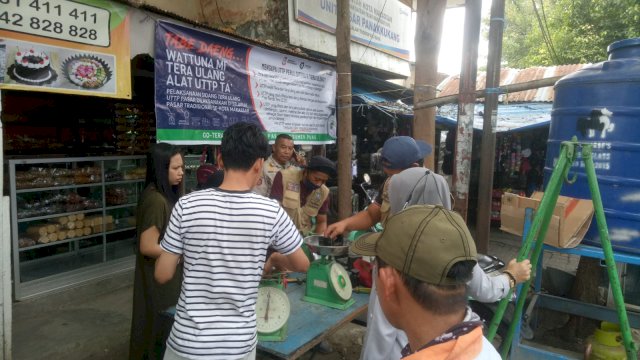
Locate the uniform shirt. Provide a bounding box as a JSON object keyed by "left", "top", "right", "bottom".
{"left": 160, "top": 188, "right": 303, "bottom": 360}
{"left": 270, "top": 172, "right": 330, "bottom": 215}
{"left": 254, "top": 154, "right": 295, "bottom": 197}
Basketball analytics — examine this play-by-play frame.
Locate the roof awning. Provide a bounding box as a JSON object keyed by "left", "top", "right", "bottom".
{"left": 437, "top": 103, "right": 552, "bottom": 132}
{"left": 351, "top": 74, "right": 552, "bottom": 132}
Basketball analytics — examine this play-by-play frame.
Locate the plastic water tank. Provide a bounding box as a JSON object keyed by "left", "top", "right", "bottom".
{"left": 545, "top": 38, "right": 640, "bottom": 254}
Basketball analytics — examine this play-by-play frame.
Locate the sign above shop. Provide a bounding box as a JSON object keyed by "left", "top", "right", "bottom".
{"left": 154, "top": 21, "right": 337, "bottom": 145}
{"left": 294, "top": 0, "right": 412, "bottom": 60}
{"left": 0, "top": 0, "right": 111, "bottom": 47}
{"left": 0, "top": 0, "right": 131, "bottom": 99}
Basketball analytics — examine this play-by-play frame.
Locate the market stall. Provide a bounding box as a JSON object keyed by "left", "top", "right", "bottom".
{"left": 1, "top": 1, "right": 338, "bottom": 300}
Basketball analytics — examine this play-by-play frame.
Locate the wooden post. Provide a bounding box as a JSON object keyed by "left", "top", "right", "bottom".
{"left": 336, "top": 0, "right": 353, "bottom": 220}
{"left": 452, "top": 0, "right": 482, "bottom": 221}
{"left": 0, "top": 93, "right": 11, "bottom": 359}
{"left": 476, "top": 0, "right": 506, "bottom": 254}
{"left": 413, "top": 0, "right": 446, "bottom": 170}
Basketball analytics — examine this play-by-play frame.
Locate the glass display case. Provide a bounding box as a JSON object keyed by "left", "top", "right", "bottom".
{"left": 9, "top": 156, "right": 146, "bottom": 299}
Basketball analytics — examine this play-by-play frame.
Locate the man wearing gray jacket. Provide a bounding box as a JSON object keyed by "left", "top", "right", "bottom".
{"left": 359, "top": 167, "right": 532, "bottom": 360}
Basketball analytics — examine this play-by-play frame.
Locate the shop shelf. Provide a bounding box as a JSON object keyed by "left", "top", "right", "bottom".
{"left": 17, "top": 209, "right": 104, "bottom": 223}
{"left": 15, "top": 182, "right": 103, "bottom": 194}
{"left": 18, "top": 233, "right": 103, "bottom": 252}
{"left": 104, "top": 203, "right": 137, "bottom": 211}
{"left": 8, "top": 155, "right": 146, "bottom": 300}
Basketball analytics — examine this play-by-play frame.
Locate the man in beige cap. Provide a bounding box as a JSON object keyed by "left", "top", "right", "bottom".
{"left": 350, "top": 205, "right": 501, "bottom": 359}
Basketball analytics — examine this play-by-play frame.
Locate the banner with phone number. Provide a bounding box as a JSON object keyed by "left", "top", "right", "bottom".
{"left": 0, "top": 0, "right": 131, "bottom": 99}
{"left": 154, "top": 21, "right": 337, "bottom": 145}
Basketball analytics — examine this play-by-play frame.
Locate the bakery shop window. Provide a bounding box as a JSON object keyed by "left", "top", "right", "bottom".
{"left": 2, "top": 89, "right": 156, "bottom": 156}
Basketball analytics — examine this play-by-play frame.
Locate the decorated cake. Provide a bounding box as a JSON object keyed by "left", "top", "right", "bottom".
{"left": 62, "top": 54, "right": 112, "bottom": 89}
{"left": 10, "top": 49, "right": 55, "bottom": 84}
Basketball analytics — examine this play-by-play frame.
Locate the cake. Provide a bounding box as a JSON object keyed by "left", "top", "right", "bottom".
{"left": 12, "top": 49, "right": 53, "bottom": 83}
{"left": 62, "top": 55, "right": 112, "bottom": 89}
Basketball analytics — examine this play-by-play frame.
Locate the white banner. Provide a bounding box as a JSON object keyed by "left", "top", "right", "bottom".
{"left": 248, "top": 50, "right": 337, "bottom": 139}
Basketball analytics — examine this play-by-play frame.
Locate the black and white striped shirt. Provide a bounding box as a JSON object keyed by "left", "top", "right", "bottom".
{"left": 160, "top": 188, "right": 302, "bottom": 359}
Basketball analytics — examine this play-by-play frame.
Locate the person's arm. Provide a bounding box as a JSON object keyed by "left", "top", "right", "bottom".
{"left": 155, "top": 250, "right": 181, "bottom": 284}
{"left": 504, "top": 258, "right": 532, "bottom": 284}
{"left": 292, "top": 149, "right": 307, "bottom": 167}
{"left": 139, "top": 226, "right": 163, "bottom": 258}
{"left": 154, "top": 200, "right": 185, "bottom": 284}
{"left": 466, "top": 259, "right": 532, "bottom": 302}
{"left": 314, "top": 214, "right": 328, "bottom": 235}
{"left": 137, "top": 190, "right": 169, "bottom": 258}
{"left": 466, "top": 264, "right": 510, "bottom": 302}
{"left": 265, "top": 248, "right": 310, "bottom": 274}
{"left": 269, "top": 207, "right": 311, "bottom": 273}
{"left": 287, "top": 248, "right": 310, "bottom": 272}
{"left": 324, "top": 204, "right": 381, "bottom": 239}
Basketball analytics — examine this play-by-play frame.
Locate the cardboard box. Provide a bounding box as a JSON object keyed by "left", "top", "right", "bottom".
{"left": 500, "top": 191, "right": 594, "bottom": 248}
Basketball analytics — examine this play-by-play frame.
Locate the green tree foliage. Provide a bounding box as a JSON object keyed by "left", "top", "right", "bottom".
{"left": 502, "top": 0, "right": 640, "bottom": 68}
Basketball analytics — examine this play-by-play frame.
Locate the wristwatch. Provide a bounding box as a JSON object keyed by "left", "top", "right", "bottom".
{"left": 504, "top": 271, "right": 516, "bottom": 289}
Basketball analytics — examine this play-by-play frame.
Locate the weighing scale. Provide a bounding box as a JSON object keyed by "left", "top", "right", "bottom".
{"left": 256, "top": 277, "right": 290, "bottom": 341}
{"left": 303, "top": 235, "right": 355, "bottom": 310}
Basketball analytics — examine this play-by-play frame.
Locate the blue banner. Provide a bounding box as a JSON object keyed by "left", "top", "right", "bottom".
{"left": 155, "top": 21, "right": 337, "bottom": 144}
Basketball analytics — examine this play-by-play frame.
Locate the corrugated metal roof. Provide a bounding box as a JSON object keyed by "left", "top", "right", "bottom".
{"left": 437, "top": 64, "right": 589, "bottom": 103}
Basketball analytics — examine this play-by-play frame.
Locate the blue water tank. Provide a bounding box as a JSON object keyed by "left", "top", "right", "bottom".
{"left": 545, "top": 38, "right": 640, "bottom": 254}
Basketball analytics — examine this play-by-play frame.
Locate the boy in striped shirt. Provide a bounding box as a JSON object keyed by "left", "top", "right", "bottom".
{"left": 155, "top": 122, "right": 310, "bottom": 360}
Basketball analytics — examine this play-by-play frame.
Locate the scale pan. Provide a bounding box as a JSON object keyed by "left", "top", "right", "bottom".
{"left": 304, "top": 235, "right": 350, "bottom": 257}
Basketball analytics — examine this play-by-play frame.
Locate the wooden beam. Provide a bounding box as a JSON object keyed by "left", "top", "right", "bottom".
{"left": 476, "top": 0, "right": 506, "bottom": 254}
{"left": 413, "top": 0, "right": 446, "bottom": 170}
{"left": 414, "top": 75, "right": 564, "bottom": 110}
{"left": 336, "top": 0, "right": 353, "bottom": 220}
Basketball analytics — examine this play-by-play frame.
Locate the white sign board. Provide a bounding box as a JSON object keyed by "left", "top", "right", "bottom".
{"left": 0, "top": 0, "right": 111, "bottom": 47}
{"left": 294, "top": 0, "right": 412, "bottom": 60}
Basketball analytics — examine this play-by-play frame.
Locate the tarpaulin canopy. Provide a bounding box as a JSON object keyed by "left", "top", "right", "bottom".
{"left": 437, "top": 103, "right": 552, "bottom": 132}
{"left": 352, "top": 74, "right": 552, "bottom": 133}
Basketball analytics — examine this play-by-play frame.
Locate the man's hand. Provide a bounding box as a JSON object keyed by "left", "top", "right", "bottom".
{"left": 505, "top": 258, "right": 532, "bottom": 284}
{"left": 324, "top": 220, "right": 348, "bottom": 239}
{"left": 293, "top": 150, "right": 307, "bottom": 166}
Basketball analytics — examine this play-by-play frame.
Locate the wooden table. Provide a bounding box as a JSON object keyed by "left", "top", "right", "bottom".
{"left": 257, "top": 277, "right": 369, "bottom": 360}
{"left": 163, "top": 277, "right": 369, "bottom": 360}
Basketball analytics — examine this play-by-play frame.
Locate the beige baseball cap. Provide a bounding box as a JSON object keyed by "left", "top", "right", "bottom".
{"left": 350, "top": 205, "right": 477, "bottom": 286}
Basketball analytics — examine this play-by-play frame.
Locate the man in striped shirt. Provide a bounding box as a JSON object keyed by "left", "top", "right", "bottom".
{"left": 155, "top": 122, "right": 310, "bottom": 360}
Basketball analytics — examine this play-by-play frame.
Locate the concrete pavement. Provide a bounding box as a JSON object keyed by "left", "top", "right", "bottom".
{"left": 11, "top": 229, "right": 587, "bottom": 360}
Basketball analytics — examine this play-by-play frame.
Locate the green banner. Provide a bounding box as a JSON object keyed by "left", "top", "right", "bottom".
{"left": 157, "top": 129, "right": 334, "bottom": 144}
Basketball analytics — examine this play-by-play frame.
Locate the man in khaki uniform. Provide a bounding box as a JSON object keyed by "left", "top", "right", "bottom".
{"left": 325, "top": 136, "right": 432, "bottom": 238}
{"left": 270, "top": 156, "right": 336, "bottom": 235}
{"left": 254, "top": 134, "right": 306, "bottom": 196}
{"left": 267, "top": 156, "right": 337, "bottom": 355}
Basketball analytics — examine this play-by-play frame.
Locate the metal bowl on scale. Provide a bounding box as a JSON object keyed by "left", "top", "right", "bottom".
{"left": 304, "top": 235, "right": 349, "bottom": 257}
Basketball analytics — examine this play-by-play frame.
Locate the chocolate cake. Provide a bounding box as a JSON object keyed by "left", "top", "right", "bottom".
{"left": 11, "top": 49, "right": 54, "bottom": 83}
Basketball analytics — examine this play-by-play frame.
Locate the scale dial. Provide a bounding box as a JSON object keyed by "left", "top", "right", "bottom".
{"left": 256, "top": 286, "right": 290, "bottom": 334}
{"left": 329, "top": 262, "right": 353, "bottom": 300}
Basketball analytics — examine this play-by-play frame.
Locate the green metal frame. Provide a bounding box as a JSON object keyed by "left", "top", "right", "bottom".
{"left": 486, "top": 137, "right": 638, "bottom": 359}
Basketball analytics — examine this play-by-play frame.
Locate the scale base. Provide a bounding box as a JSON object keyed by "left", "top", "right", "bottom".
{"left": 303, "top": 295, "right": 355, "bottom": 310}
{"left": 258, "top": 323, "right": 288, "bottom": 342}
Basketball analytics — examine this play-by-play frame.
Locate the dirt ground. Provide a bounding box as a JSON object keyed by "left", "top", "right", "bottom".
{"left": 257, "top": 322, "right": 367, "bottom": 360}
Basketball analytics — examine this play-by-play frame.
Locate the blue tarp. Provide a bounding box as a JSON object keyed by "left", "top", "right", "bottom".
{"left": 437, "top": 103, "right": 552, "bottom": 132}
{"left": 352, "top": 77, "right": 552, "bottom": 133}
